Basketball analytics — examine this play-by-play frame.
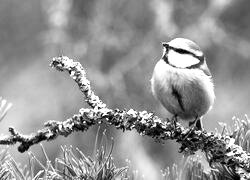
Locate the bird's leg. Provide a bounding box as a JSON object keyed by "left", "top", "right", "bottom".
{"left": 195, "top": 118, "right": 203, "bottom": 130}
{"left": 169, "top": 114, "right": 178, "bottom": 137}
{"left": 188, "top": 116, "right": 203, "bottom": 131}
{"left": 183, "top": 116, "right": 203, "bottom": 140}
{"left": 171, "top": 114, "right": 178, "bottom": 129}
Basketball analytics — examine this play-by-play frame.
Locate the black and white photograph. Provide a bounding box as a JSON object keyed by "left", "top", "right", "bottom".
{"left": 0, "top": 0, "right": 249, "bottom": 179}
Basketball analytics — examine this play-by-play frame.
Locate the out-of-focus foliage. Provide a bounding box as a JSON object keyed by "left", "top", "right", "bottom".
{"left": 0, "top": 131, "right": 128, "bottom": 180}
{"left": 0, "top": 129, "right": 242, "bottom": 180}
{"left": 0, "top": 123, "right": 247, "bottom": 180}
{"left": 0, "top": 97, "right": 12, "bottom": 122}
{"left": 0, "top": 0, "right": 249, "bottom": 179}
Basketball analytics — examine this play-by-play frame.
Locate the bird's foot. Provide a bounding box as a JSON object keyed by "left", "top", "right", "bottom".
{"left": 183, "top": 117, "right": 203, "bottom": 140}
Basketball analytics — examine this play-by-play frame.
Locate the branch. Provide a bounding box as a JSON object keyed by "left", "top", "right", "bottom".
{"left": 0, "top": 56, "right": 249, "bottom": 179}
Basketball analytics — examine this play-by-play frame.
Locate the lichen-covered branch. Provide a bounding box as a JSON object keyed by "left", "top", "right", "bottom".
{"left": 50, "top": 57, "right": 106, "bottom": 110}
{"left": 0, "top": 113, "right": 97, "bottom": 153}
{"left": 0, "top": 56, "right": 250, "bottom": 179}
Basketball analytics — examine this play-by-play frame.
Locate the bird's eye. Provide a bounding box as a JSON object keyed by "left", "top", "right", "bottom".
{"left": 174, "top": 48, "right": 190, "bottom": 54}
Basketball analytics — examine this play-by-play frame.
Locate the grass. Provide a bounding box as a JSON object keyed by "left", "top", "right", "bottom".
{"left": 0, "top": 129, "right": 240, "bottom": 180}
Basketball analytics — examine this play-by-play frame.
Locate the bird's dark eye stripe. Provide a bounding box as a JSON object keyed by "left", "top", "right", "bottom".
{"left": 169, "top": 46, "right": 204, "bottom": 61}
{"left": 173, "top": 48, "right": 190, "bottom": 55}
{"left": 169, "top": 46, "right": 193, "bottom": 55}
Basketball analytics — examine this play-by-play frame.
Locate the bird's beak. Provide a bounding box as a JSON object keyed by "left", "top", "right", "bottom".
{"left": 161, "top": 42, "right": 169, "bottom": 48}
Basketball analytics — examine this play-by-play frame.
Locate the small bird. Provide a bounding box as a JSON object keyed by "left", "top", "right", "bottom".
{"left": 151, "top": 38, "right": 215, "bottom": 130}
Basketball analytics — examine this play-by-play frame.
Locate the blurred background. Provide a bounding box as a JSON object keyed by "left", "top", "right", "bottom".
{"left": 0, "top": 0, "right": 249, "bottom": 179}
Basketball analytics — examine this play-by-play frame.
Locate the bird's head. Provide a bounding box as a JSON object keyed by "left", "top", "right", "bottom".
{"left": 162, "top": 38, "right": 205, "bottom": 69}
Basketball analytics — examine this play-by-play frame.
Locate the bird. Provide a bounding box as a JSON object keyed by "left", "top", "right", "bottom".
{"left": 151, "top": 38, "right": 215, "bottom": 130}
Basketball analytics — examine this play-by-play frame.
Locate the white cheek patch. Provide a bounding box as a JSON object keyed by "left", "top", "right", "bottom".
{"left": 168, "top": 50, "right": 200, "bottom": 68}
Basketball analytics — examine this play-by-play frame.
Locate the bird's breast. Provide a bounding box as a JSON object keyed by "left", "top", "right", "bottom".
{"left": 151, "top": 59, "right": 215, "bottom": 121}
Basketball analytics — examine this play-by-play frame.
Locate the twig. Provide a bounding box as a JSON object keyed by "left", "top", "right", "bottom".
{"left": 0, "top": 56, "right": 249, "bottom": 179}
